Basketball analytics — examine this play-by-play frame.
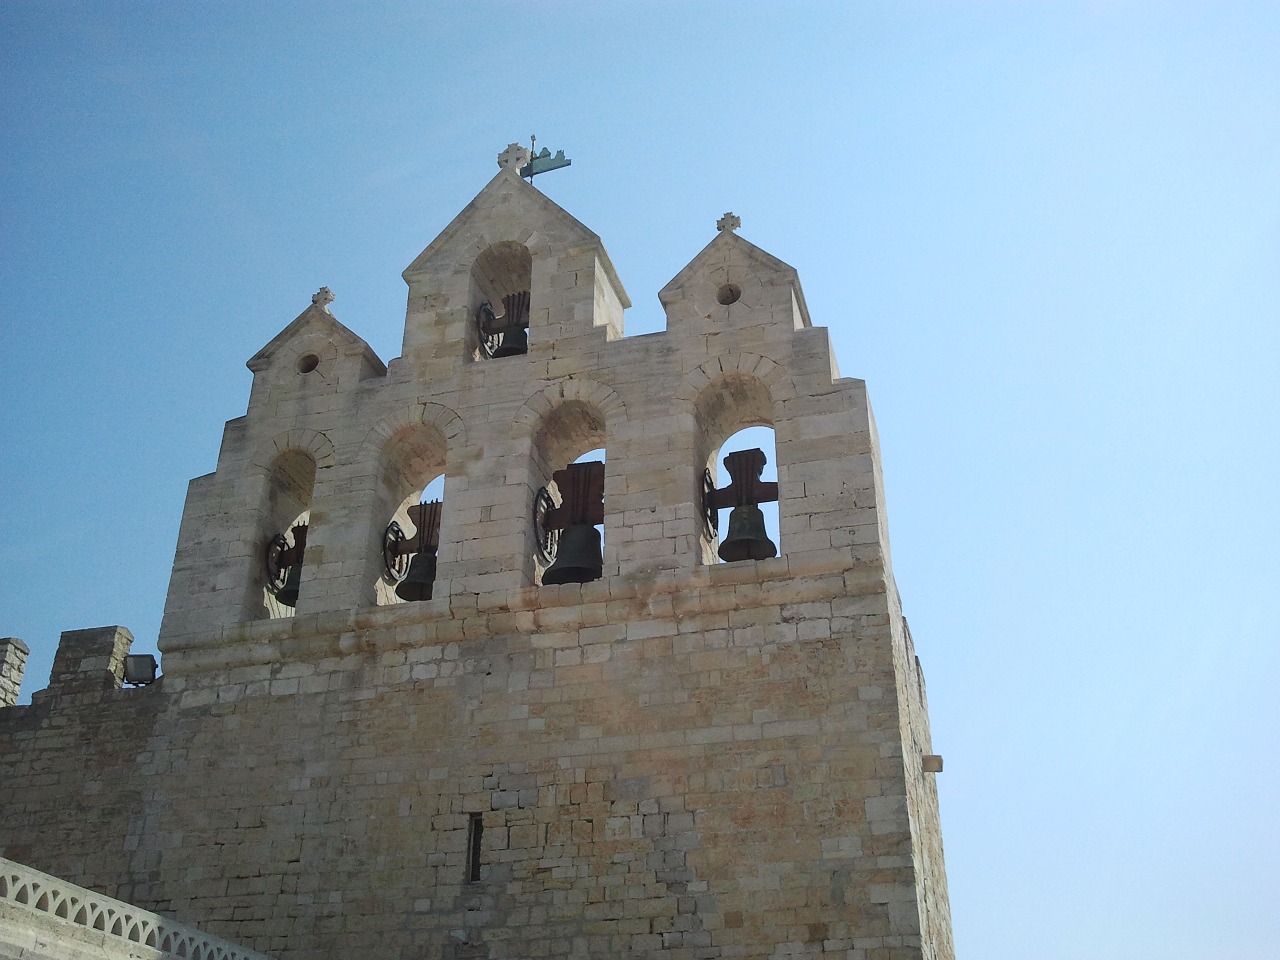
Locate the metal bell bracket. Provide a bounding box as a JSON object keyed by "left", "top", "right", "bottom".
{"left": 536, "top": 460, "right": 604, "bottom": 551}
{"left": 266, "top": 523, "right": 308, "bottom": 593}
{"left": 383, "top": 500, "right": 442, "bottom": 582}
{"left": 476, "top": 290, "right": 531, "bottom": 358}
{"left": 534, "top": 486, "right": 560, "bottom": 563}
{"left": 704, "top": 448, "right": 779, "bottom": 519}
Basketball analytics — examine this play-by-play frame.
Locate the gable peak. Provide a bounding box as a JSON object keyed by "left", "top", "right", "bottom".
{"left": 246, "top": 287, "right": 383, "bottom": 373}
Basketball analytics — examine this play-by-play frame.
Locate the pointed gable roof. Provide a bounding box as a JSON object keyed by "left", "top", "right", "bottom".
{"left": 246, "top": 289, "right": 385, "bottom": 374}
{"left": 402, "top": 165, "right": 630, "bottom": 308}
{"left": 659, "top": 226, "right": 811, "bottom": 327}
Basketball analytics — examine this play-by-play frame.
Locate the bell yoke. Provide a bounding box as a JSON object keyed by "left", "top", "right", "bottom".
{"left": 267, "top": 444, "right": 779, "bottom": 603}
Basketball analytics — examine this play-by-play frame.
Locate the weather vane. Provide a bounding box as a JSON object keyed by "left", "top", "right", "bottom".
{"left": 520, "top": 133, "right": 571, "bottom": 183}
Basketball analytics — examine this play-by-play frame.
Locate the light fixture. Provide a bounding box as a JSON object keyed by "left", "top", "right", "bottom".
{"left": 123, "top": 654, "right": 158, "bottom": 686}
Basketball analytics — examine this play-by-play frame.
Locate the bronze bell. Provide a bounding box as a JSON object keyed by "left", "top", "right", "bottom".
{"left": 267, "top": 523, "right": 308, "bottom": 607}
{"left": 718, "top": 504, "right": 777, "bottom": 562}
{"left": 491, "top": 324, "right": 528, "bottom": 358}
{"left": 542, "top": 524, "right": 603, "bottom": 585}
{"left": 395, "top": 549, "right": 438, "bottom": 602}
{"left": 275, "top": 562, "right": 302, "bottom": 607}
{"left": 492, "top": 290, "right": 530, "bottom": 357}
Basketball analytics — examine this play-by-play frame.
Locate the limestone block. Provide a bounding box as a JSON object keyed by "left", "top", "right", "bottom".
{"left": 1, "top": 157, "right": 953, "bottom": 960}
{"left": 0, "top": 638, "right": 28, "bottom": 708}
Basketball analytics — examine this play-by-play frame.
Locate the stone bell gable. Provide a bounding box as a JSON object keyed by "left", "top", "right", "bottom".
{"left": 658, "top": 212, "right": 813, "bottom": 336}
{"left": 245, "top": 286, "right": 386, "bottom": 388}
{"left": 3, "top": 146, "right": 953, "bottom": 960}
{"left": 399, "top": 142, "right": 630, "bottom": 370}
{"left": 158, "top": 147, "right": 885, "bottom": 652}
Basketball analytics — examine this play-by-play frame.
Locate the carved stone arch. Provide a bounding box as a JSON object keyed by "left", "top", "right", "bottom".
{"left": 680, "top": 355, "right": 794, "bottom": 565}
{"left": 673, "top": 351, "right": 795, "bottom": 409}
{"left": 465, "top": 219, "right": 552, "bottom": 260}
{"left": 241, "top": 429, "right": 332, "bottom": 619}
{"left": 358, "top": 401, "right": 466, "bottom": 465}
{"left": 512, "top": 379, "right": 624, "bottom": 586}
{"left": 510, "top": 377, "right": 628, "bottom": 442}
{"left": 243, "top": 428, "right": 336, "bottom": 479}
{"left": 360, "top": 402, "right": 463, "bottom": 607}
{"left": 466, "top": 234, "right": 539, "bottom": 361}
{"left": 263, "top": 427, "right": 335, "bottom": 473}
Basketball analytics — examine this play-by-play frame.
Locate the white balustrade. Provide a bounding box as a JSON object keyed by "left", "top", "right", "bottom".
{"left": 0, "top": 856, "right": 274, "bottom": 960}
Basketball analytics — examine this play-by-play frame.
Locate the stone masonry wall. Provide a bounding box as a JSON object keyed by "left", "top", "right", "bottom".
{"left": 0, "top": 155, "right": 952, "bottom": 960}
{"left": 0, "top": 628, "right": 162, "bottom": 898}
{"left": 2, "top": 557, "right": 943, "bottom": 960}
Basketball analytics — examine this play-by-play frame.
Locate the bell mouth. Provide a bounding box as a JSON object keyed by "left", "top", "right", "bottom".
{"left": 491, "top": 326, "right": 529, "bottom": 358}
{"left": 717, "top": 504, "right": 778, "bottom": 563}
{"left": 542, "top": 524, "right": 603, "bottom": 586}
{"left": 274, "top": 566, "right": 302, "bottom": 607}
{"left": 395, "top": 551, "right": 438, "bottom": 602}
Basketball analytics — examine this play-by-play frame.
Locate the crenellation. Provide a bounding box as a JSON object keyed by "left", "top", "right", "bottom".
{"left": 0, "top": 638, "right": 28, "bottom": 708}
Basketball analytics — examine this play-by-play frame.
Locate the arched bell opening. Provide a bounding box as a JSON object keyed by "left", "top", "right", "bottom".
{"left": 530, "top": 400, "right": 607, "bottom": 587}
{"left": 375, "top": 424, "right": 448, "bottom": 605}
{"left": 470, "top": 241, "right": 533, "bottom": 360}
{"left": 694, "top": 373, "right": 781, "bottom": 565}
{"left": 261, "top": 449, "right": 316, "bottom": 618}
{"left": 381, "top": 474, "right": 445, "bottom": 604}
{"left": 708, "top": 427, "right": 780, "bottom": 563}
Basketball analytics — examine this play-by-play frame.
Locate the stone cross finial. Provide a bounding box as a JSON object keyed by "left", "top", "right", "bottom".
{"left": 312, "top": 287, "right": 334, "bottom": 311}
{"left": 498, "top": 143, "right": 531, "bottom": 172}
{"left": 716, "top": 212, "right": 741, "bottom": 233}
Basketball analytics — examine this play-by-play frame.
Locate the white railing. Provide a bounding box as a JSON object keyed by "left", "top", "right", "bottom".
{"left": 0, "top": 856, "right": 275, "bottom": 960}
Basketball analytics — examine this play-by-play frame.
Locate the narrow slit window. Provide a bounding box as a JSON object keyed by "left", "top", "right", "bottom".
{"left": 467, "top": 812, "right": 483, "bottom": 882}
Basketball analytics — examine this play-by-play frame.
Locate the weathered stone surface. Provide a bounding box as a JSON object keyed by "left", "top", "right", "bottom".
{"left": 0, "top": 154, "right": 953, "bottom": 960}
{"left": 0, "top": 639, "right": 27, "bottom": 709}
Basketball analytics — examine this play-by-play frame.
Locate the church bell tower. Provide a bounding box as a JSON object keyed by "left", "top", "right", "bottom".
{"left": 4, "top": 145, "right": 954, "bottom": 960}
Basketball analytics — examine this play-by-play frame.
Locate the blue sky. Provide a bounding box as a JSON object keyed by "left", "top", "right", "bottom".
{"left": 2, "top": 2, "right": 1277, "bottom": 956}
